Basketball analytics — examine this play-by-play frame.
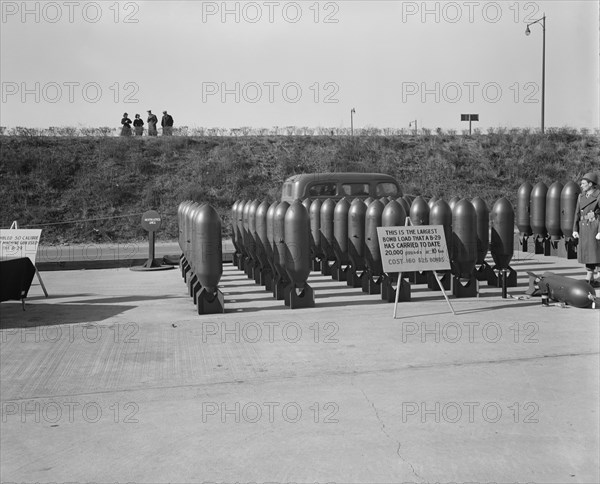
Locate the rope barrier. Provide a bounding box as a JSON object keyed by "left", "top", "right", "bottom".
{"left": 11, "top": 211, "right": 175, "bottom": 228}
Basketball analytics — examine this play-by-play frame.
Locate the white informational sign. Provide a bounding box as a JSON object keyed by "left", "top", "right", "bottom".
{"left": 0, "top": 229, "right": 42, "bottom": 264}
{"left": 376, "top": 225, "right": 451, "bottom": 273}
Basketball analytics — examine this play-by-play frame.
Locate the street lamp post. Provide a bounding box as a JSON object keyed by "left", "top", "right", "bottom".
{"left": 525, "top": 14, "right": 546, "bottom": 134}
{"left": 409, "top": 120, "right": 417, "bottom": 136}
{"left": 351, "top": 108, "right": 356, "bottom": 136}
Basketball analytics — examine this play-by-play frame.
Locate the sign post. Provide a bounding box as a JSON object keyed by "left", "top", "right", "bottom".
{"left": 461, "top": 113, "right": 479, "bottom": 135}
{"left": 130, "top": 211, "right": 173, "bottom": 271}
{"left": 377, "top": 225, "right": 454, "bottom": 317}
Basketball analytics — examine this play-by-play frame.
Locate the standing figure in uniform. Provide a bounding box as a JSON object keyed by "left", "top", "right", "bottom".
{"left": 147, "top": 110, "right": 158, "bottom": 136}
{"left": 161, "top": 110, "right": 174, "bottom": 136}
{"left": 573, "top": 172, "right": 600, "bottom": 287}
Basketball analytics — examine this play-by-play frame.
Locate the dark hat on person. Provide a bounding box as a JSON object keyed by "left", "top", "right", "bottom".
{"left": 582, "top": 172, "right": 599, "bottom": 186}
{"left": 123, "top": 112, "right": 128, "bottom": 116}
{"left": 147, "top": 110, "right": 152, "bottom": 113}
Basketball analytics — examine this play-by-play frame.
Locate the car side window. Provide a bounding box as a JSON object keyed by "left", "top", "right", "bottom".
{"left": 376, "top": 182, "right": 399, "bottom": 197}
{"left": 341, "top": 183, "right": 369, "bottom": 196}
{"left": 308, "top": 183, "right": 337, "bottom": 197}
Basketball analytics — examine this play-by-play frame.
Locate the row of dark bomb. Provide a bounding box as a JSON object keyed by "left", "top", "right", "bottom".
{"left": 515, "top": 180, "right": 580, "bottom": 257}
{"left": 229, "top": 195, "right": 517, "bottom": 308}
{"left": 178, "top": 202, "right": 225, "bottom": 314}
{"left": 177, "top": 178, "right": 593, "bottom": 314}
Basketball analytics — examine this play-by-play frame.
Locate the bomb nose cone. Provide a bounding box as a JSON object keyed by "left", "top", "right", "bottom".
{"left": 409, "top": 196, "right": 430, "bottom": 225}
{"left": 382, "top": 200, "right": 407, "bottom": 227}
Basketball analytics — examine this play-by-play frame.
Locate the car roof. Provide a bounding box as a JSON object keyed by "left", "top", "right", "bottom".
{"left": 284, "top": 173, "right": 397, "bottom": 183}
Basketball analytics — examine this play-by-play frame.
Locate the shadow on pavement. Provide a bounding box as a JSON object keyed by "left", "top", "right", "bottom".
{"left": 0, "top": 302, "right": 136, "bottom": 329}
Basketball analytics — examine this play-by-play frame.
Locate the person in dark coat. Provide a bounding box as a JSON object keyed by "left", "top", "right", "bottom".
{"left": 133, "top": 114, "right": 144, "bottom": 136}
{"left": 120, "top": 113, "right": 132, "bottom": 136}
{"left": 161, "top": 110, "right": 174, "bottom": 136}
{"left": 572, "top": 171, "right": 600, "bottom": 287}
{"left": 147, "top": 110, "right": 158, "bottom": 136}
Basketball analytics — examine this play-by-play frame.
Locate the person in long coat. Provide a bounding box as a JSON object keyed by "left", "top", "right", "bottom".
{"left": 120, "top": 113, "right": 132, "bottom": 136}
{"left": 573, "top": 171, "right": 600, "bottom": 287}
{"left": 147, "top": 110, "right": 158, "bottom": 136}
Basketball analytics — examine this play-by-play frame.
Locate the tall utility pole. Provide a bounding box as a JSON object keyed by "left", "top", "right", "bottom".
{"left": 525, "top": 14, "right": 546, "bottom": 133}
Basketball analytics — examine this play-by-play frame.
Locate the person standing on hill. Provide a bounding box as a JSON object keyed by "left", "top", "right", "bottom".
{"left": 133, "top": 114, "right": 144, "bottom": 136}
{"left": 161, "top": 110, "right": 174, "bottom": 136}
{"left": 120, "top": 113, "right": 132, "bottom": 136}
{"left": 572, "top": 171, "right": 600, "bottom": 287}
{"left": 147, "top": 110, "right": 158, "bottom": 136}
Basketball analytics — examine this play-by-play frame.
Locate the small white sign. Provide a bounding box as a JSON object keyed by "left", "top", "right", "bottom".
{"left": 0, "top": 229, "right": 42, "bottom": 264}
{"left": 377, "top": 225, "right": 451, "bottom": 273}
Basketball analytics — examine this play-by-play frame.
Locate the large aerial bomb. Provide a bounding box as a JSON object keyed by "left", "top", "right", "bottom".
{"left": 516, "top": 182, "right": 533, "bottom": 251}
{"left": 187, "top": 203, "right": 207, "bottom": 300}
{"left": 254, "top": 201, "right": 273, "bottom": 289}
{"left": 407, "top": 196, "right": 430, "bottom": 284}
{"left": 242, "top": 200, "right": 255, "bottom": 275}
{"left": 190, "top": 204, "right": 224, "bottom": 314}
{"left": 347, "top": 198, "right": 367, "bottom": 288}
{"left": 283, "top": 200, "right": 315, "bottom": 308}
{"left": 381, "top": 200, "right": 411, "bottom": 302}
{"left": 560, "top": 181, "right": 579, "bottom": 259}
{"left": 427, "top": 199, "right": 453, "bottom": 291}
{"left": 546, "top": 181, "right": 564, "bottom": 250}
{"left": 178, "top": 200, "right": 192, "bottom": 253}
{"left": 332, "top": 198, "right": 351, "bottom": 281}
{"left": 246, "top": 200, "right": 261, "bottom": 280}
{"left": 309, "top": 199, "right": 323, "bottom": 271}
{"left": 235, "top": 200, "right": 248, "bottom": 271}
{"left": 451, "top": 199, "right": 478, "bottom": 297}
{"left": 526, "top": 272, "right": 597, "bottom": 309}
{"left": 489, "top": 197, "right": 517, "bottom": 294}
{"left": 471, "top": 197, "right": 492, "bottom": 282}
{"left": 266, "top": 201, "right": 280, "bottom": 290}
{"left": 319, "top": 198, "right": 336, "bottom": 276}
{"left": 179, "top": 201, "right": 196, "bottom": 281}
{"left": 272, "top": 201, "right": 291, "bottom": 300}
{"left": 530, "top": 181, "right": 550, "bottom": 255}
{"left": 363, "top": 199, "right": 384, "bottom": 294}
{"left": 231, "top": 200, "right": 242, "bottom": 266}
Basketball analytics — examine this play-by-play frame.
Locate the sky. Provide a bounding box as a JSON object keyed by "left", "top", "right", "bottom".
{"left": 1, "top": 0, "right": 599, "bottom": 132}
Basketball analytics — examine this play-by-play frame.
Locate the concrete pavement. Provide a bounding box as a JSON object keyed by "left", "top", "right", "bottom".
{"left": 1, "top": 250, "right": 599, "bottom": 483}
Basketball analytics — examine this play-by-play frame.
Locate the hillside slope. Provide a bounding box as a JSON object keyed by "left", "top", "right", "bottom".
{"left": 1, "top": 130, "right": 598, "bottom": 244}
